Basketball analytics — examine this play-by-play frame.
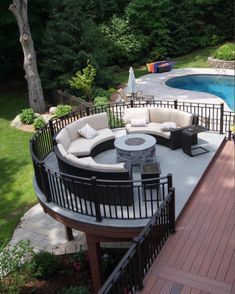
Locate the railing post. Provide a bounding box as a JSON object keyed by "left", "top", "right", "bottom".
{"left": 220, "top": 103, "right": 224, "bottom": 134}
{"left": 169, "top": 188, "right": 176, "bottom": 233}
{"left": 91, "top": 177, "right": 102, "bottom": 222}
{"left": 130, "top": 99, "right": 134, "bottom": 108}
{"left": 49, "top": 119, "right": 54, "bottom": 138}
{"left": 39, "top": 163, "right": 51, "bottom": 202}
{"left": 86, "top": 106, "right": 90, "bottom": 117}
{"left": 205, "top": 116, "right": 210, "bottom": 130}
{"left": 167, "top": 173, "right": 173, "bottom": 193}
{"left": 133, "top": 237, "right": 144, "bottom": 290}
{"left": 174, "top": 100, "right": 178, "bottom": 109}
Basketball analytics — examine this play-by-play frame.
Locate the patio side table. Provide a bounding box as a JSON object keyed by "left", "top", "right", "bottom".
{"left": 182, "top": 125, "right": 209, "bottom": 157}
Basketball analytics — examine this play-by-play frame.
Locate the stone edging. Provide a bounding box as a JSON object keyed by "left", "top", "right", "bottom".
{"left": 208, "top": 57, "right": 235, "bottom": 69}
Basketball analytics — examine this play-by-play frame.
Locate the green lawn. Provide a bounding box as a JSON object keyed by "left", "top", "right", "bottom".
{"left": 114, "top": 45, "right": 220, "bottom": 84}
{"left": 173, "top": 45, "right": 220, "bottom": 68}
{"left": 0, "top": 89, "right": 36, "bottom": 245}
{"left": 0, "top": 44, "right": 221, "bottom": 245}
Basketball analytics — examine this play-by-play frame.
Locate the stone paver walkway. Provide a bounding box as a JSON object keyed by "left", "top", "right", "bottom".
{"left": 9, "top": 204, "right": 86, "bottom": 254}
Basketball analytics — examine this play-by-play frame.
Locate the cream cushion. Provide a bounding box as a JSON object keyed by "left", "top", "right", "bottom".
{"left": 126, "top": 122, "right": 171, "bottom": 139}
{"left": 56, "top": 128, "right": 71, "bottom": 150}
{"left": 130, "top": 118, "right": 147, "bottom": 127}
{"left": 171, "top": 109, "right": 193, "bottom": 127}
{"left": 65, "top": 154, "right": 94, "bottom": 167}
{"left": 57, "top": 143, "right": 67, "bottom": 156}
{"left": 160, "top": 121, "right": 177, "bottom": 131}
{"left": 64, "top": 154, "right": 126, "bottom": 172}
{"left": 65, "top": 112, "right": 109, "bottom": 141}
{"left": 89, "top": 161, "right": 126, "bottom": 172}
{"left": 68, "top": 128, "right": 115, "bottom": 156}
{"left": 124, "top": 108, "right": 150, "bottom": 124}
{"left": 149, "top": 107, "right": 172, "bottom": 123}
{"left": 78, "top": 124, "right": 97, "bottom": 139}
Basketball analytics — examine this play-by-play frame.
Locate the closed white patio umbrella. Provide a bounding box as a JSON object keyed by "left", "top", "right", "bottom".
{"left": 127, "top": 66, "right": 137, "bottom": 98}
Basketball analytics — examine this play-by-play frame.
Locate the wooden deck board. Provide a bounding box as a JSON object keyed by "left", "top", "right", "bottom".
{"left": 141, "top": 141, "right": 234, "bottom": 294}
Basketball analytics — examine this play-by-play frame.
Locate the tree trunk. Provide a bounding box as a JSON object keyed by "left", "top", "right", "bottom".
{"left": 9, "top": 0, "right": 46, "bottom": 113}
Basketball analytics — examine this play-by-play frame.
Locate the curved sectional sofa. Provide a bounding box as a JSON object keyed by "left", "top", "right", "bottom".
{"left": 53, "top": 107, "right": 198, "bottom": 205}
{"left": 53, "top": 112, "right": 133, "bottom": 205}
{"left": 54, "top": 112, "right": 131, "bottom": 180}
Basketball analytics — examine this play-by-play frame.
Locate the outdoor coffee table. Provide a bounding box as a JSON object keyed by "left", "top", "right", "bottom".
{"left": 114, "top": 134, "right": 156, "bottom": 166}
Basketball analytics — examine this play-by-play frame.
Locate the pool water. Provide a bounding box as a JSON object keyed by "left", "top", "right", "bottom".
{"left": 166, "top": 74, "right": 235, "bottom": 111}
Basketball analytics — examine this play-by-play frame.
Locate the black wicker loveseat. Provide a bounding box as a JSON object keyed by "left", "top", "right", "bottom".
{"left": 124, "top": 107, "right": 199, "bottom": 150}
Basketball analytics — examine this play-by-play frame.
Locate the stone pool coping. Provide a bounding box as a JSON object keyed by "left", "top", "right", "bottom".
{"left": 134, "top": 68, "right": 234, "bottom": 111}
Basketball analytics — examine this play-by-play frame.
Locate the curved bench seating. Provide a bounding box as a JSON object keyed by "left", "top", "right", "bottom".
{"left": 124, "top": 107, "right": 199, "bottom": 150}
{"left": 55, "top": 112, "right": 115, "bottom": 157}
{"left": 53, "top": 112, "right": 133, "bottom": 205}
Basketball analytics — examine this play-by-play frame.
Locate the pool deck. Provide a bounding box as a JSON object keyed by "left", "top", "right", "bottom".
{"left": 133, "top": 68, "right": 234, "bottom": 111}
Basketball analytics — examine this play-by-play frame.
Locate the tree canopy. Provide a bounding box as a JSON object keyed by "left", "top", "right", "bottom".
{"left": 0, "top": 0, "right": 234, "bottom": 92}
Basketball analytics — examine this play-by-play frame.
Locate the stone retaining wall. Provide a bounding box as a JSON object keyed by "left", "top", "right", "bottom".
{"left": 208, "top": 57, "right": 235, "bottom": 69}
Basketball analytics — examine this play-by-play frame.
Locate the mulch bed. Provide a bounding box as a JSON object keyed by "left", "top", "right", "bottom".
{"left": 21, "top": 254, "right": 92, "bottom": 294}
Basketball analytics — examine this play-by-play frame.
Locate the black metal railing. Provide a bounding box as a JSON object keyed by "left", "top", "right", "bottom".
{"left": 29, "top": 99, "right": 234, "bottom": 293}
{"left": 30, "top": 100, "right": 234, "bottom": 162}
{"left": 98, "top": 188, "right": 175, "bottom": 294}
{"left": 33, "top": 151, "right": 173, "bottom": 221}
{"left": 30, "top": 100, "right": 234, "bottom": 220}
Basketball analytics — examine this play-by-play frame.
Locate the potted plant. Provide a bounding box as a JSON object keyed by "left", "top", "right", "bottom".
{"left": 230, "top": 125, "right": 235, "bottom": 142}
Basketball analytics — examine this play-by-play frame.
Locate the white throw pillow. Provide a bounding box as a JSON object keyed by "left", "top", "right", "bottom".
{"left": 78, "top": 124, "right": 97, "bottom": 139}
{"left": 160, "top": 121, "right": 177, "bottom": 131}
{"left": 130, "top": 118, "right": 147, "bottom": 127}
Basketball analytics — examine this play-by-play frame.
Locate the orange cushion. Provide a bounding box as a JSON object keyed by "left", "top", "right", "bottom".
{"left": 150, "top": 63, "right": 155, "bottom": 73}
{"left": 146, "top": 62, "right": 155, "bottom": 73}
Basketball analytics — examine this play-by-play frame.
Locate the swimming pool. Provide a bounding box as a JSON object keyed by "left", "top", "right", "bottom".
{"left": 166, "top": 74, "right": 235, "bottom": 111}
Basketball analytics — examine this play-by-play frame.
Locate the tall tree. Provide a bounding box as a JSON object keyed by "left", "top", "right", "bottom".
{"left": 41, "top": 0, "right": 109, "bottom": 90}
{"left": 9, "top": 0, "right": 46, "bottom": 113}
{"left": 0, "top": 1, "right": 21, "bottom": 79}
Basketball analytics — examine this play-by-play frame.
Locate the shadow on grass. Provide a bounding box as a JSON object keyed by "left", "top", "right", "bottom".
{"left": 0, "top": 156, "right": 36, "bottom": 246}
{"left": 0, "top": 90, "right": 28, "bottom": 121}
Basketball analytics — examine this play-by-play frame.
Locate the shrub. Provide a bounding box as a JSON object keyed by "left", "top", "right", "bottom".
{"left": 20, "top": 108, "right": 36, "bottom": 124}
{"left": 33, "top": 117, "right": 46, "bottom": 130}
{"left": 0, "top": 240, "right": 33, "bottom": 294}
{"left": 68, "top": 62, "right": 96, "bottom": 101}
{"left": 230, "top": 125, "right": 235, "bottom": 134}
{"left": 54, "top": 104, "right": 72, "bottom": 118}
{"left": 61, "top": 285, "right": 90, "bottom": 294}
{"left": 94, "top": 96, "right": 109, "bottom": 107}
{"left": 93, "top": 87, "right": 109, "bottom": 98}
{"left": 213, "top": 43, "right": 235, "bottom": 61}
{"left": 107, "top": 87, "right": 116, "bottom": 96}
{"left": 108, "top": 113, "right": 124, "bottom": 128}
{"left": 28, "top": 251, "right": 59, "bottom": 280}
{"left": 70, "top": 249, "right": 89, "bottom": 272}
{"left": 101, "top": 253, "right": 114, "bottom": 278}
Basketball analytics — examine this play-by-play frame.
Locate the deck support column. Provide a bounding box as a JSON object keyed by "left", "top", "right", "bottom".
{"left": 86, "top": 233, "right": 102, "bottom": 293}
{"left": 65, "top": 225, "right": 74, "bottom": 241}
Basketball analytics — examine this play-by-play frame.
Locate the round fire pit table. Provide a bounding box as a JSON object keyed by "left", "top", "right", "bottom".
{"left": 114, "top": 133, "right": 156, "bottom": 166}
